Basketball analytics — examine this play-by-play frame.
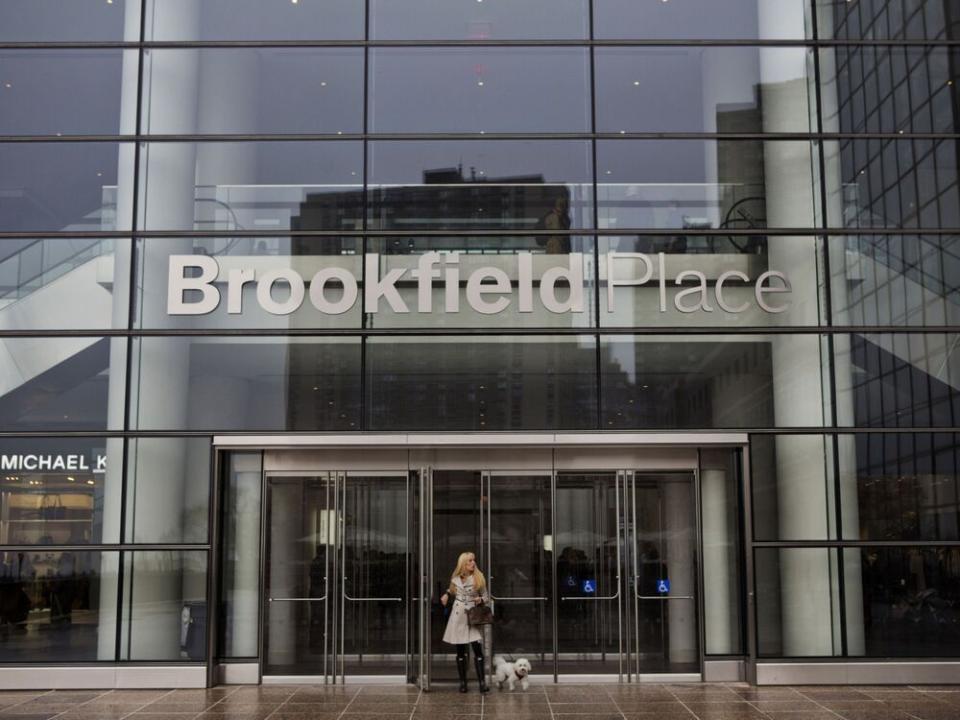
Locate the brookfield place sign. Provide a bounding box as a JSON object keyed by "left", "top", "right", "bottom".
{"left": 167, "top": 252, "right": 792, "bottom": 316}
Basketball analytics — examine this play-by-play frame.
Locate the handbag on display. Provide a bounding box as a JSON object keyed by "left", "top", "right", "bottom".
{"left": 466, "top": 601, "right": 493, "bottom": 626}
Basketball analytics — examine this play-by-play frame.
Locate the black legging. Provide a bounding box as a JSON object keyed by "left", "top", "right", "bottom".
{"left": 456, "top": 640, "right": 483, "bottom": 662}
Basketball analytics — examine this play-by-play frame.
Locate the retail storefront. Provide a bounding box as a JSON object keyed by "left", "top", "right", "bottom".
{"left": 0, "top": 0, "right": 958, "bottom": 689}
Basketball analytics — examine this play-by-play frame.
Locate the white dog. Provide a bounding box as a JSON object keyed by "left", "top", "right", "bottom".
{"left": 493, "top": 655, "right": 532, "bottom": 691}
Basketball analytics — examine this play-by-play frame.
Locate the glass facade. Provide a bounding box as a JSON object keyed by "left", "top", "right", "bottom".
{"left": 0, "top": 0, "right": 958, "bottom": 683}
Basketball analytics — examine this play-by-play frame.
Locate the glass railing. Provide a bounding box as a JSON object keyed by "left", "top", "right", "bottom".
{"left": 0, "top": 238, "right": 112, "bottom": 304}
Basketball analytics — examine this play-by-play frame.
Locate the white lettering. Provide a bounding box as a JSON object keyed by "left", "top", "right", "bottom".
{"left": 518, "top": 253, "right": 534, "bottom": 313}
{"left": 755, "top": 271, "right": 792, "bottom": 313}
{"left": 227, "top": 268, "right": 256, "bottom": 314}
{"left": 466, "top": 267, "right": 511, "bottom": 314}
{"left": 309, "top": 268, "right": 358, "bottom": 315}
{"left": 167, "top": 256, "right": 220, "bottom": 315}
{"left": 412, "top": 252, "right": 442, "bottom": 313}
{"left": 365, "top": 254, "right": 409, "bottom": 313}
{"left": 606, "top": 252, "right": 654, "bottom": 312}
{"left": 540, "top": 253, "right": 585, "bottom": 314}
{"left": 673, "top": 270, "right": 714, "bottom": 313}
{"left": 257, "top": 268, "right": 305, "bottom": 315}
{"left": 715, "top": 270, "right": 751, "bottom": 313}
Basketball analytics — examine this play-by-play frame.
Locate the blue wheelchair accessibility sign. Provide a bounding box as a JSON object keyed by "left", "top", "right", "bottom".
{"left": 657, "top": 579, "right": 670, "bottom": 594}
{"left": 582, "top": 579, "right": 596, "bottom": 594}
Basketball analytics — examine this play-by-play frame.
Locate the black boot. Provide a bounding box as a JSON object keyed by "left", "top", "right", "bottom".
{"left": 456, "top": 646, "right": 468, "bottom": 693}
{"left": 471, "top": 641, "right": 490, "bottom": 694}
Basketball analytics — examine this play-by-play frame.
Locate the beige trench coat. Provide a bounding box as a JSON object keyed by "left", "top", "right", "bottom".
{"left": 442, "top": 574, "right": 489, "bottom": 645}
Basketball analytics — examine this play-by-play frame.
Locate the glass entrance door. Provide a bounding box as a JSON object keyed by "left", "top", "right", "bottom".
{"left": 262, "top": 471, "right": 416, "bottom": 682}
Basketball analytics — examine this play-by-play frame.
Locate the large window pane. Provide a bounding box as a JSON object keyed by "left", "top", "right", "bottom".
{"left": 600, "top": 335, "right": 827, "bottom": 428}
{"left": 840, "top": 433, "right": 960, "bottom": 542}
{"left": 144, "top": 0, "right": 363, "bottom": 41}
{"left": 755, "top": 547, "right": 842, "bottom": 657}
{"left": 0, "top": 0, "right": 134, "bottom": 42}
{"left": 142, "top": 49, "right": 363, "bottom": 135}
{"left": 0, "top": 437, "right": 121, "bottom": 545}
{"left": 135, "top": 237, "right": 362, "bottom": 330}
{"left": 597, "top": 140, "right": 820, "bottom": 230}
{"left": 130, "top": 337, "right": 361, "bottom": 431}
{"left": 0, "top": 337, "right": 126, "bottom": 431}
{"left": 120, "top": 551, "right": 208, "bottom": 661}
{"left": 599, "top": 236, "right": 823, "bottom": 328}
{"left": 594, "top": 0, "right": 811, "bottom": 40}
{"left": 818, "top": 0, "right": 953, "bottom": 41}
{"left": 847, "top": 546, "right": 960, "bottom": 657}
{"left": 751, "top": 435, "right": 837, "bottom": 541}
{"left": 369, "top": 48, "right": 590, "bottom": 133}
{"left": 368, "top": 140, "right": 593, "bottom": 231}
{"left": 370, "top": 0, "right": 588, "bottom": 40}
{"left": 825, "top": 138, "right": 959, "bottom": 229}
{"left": 126, "top": 438, "right": 211, "bottom": 544}
{"left": 837, "top": 333, "right": 960, "bottom": 427}
{"left": 138, "top": 142, "right": 362, "bottom": 232}
{"left": 0, "top": 143, "right": 131, "bottom": 233}
{"left": 829, "top": 235, "right": 960, "bottom": 327}
{"left": 596, "top": 47, "right": 812, "bottom": 133}
{"left": 0, "top": 50, "right": 133, "bottom": 136}
{"left": 220, "top": 452, "right": 262, "bottom": 659}
{"left": 0, "top": 238, "right": 128, "bottom": 331}
{"left": 366, "top": 335, "right": 598, "bottom": 430}
{"left": 0, "top": 550, "right": 117, "bottom": 662}
{"left": 365, "top": 237, "right": 595, "bottom": 329}
{"left": 821, "top": 47, "right": 959, "bottom": 135}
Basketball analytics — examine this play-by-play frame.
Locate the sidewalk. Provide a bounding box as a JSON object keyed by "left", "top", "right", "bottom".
{"left": 0, "top": 684, "right": 958, "bottom": 720}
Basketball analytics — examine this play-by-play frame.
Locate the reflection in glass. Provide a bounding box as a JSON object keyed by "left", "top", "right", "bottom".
{"left": 138, "top": 142, "right": 363, "bottom": 231}
{"left": 847, "top": 546, "right": 960, "bottom": 657}
{"left": 341, "top": 474, "right": 410, "bottom": 676}
{"left": 365, "top": 237, "right": 594, "bottom": 330}
{"left": 0, "top": 0, "right": 132, "bottom": 42}
{"left": 555, "top": 472, "right": 620, "bottom": 674}
{"left": 0, "top": 50, "right": 133, "bottom": 135}
{"left": 840, "top": 433, "right": 960, "bottom": 542}
{"left": 370, "top": 0, "right": 588, "bottom": 40}
{"left": 596, "top": 47, "right": 811, "bottom": 133}
{"left": 830, "top": 235, "right": 960, "bottom": 327}
{"left": 369, "top": 49, "right": 590, "bottom": 133}
{"left": 144, "top": 0, "right": 363, "bottom": 41}
{"left": 597, "top": 140, "right": 819, "bottom": 230}
{"left": 488, "top": 474, "right": 553, "bottom": 666}
{"left": 594, "top": 0, "right": 811, "bottom": 40}
{"left": 0, "top": 337, "right": 125, "bottom": 431}
{"left": 0, "top": 239, "right": 122, "bottom": 330}
{"left": 600, "top": 335, "right": 826, "bottom": 429}
{"left": 263, "top": 475, "right": 333, "bottom": 675}
{"left": 220, "top": 452, "right": 263, "bottom": 659}
{"left": 125, "top": 438, "right": 211, "bottom": 544}
{"left": 130, "top": 337, "right": 361, "bottom": 431}
{"left": 121, "top": 551, "right": 208, "bottom": 661}
{"left": 821, "top": 47, "right": 958, "bottom": 135}
{"left": 135, "top": 236, "right": 362, "bottom": 331}
{"left": 839, "top": 333, "right": 960, "bottom": 427}
{"left": 0, "top": 143, "right": 129, "bottom": 233}
{"left": 0, "top": 438, "right": 116, "bottom": 545}
{"left": 0, "top": 550, "right": 115, "bottom": 662}
{"left": 819, "top": 0, "right": 952, "bottom": 41}
{"left": 825, "top": 139, "right": 959, "bottom": 229}
{"left": 368, "top": 140, "right": 593, "bottom": 231}
{"left": 755, "top": 547, "right": 842, "bottom": 657}
{"left": 366, "top": 336, "right": 598, "bottom": 431}
{"left": 142, "top": 49, "right": 363, "bottom": 135}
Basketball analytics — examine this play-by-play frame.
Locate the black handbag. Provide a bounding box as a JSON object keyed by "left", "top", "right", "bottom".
{"left": 467, "top": 602, "right": 493, "bottom": 626}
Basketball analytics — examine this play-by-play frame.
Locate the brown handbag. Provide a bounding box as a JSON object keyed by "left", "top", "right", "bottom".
{"left": 467, "top": 602, "right": 493, "bottom": 626}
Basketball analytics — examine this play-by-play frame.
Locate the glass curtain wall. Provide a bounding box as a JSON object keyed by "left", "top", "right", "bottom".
{"left": 0, "top": 0, "right": 957, "bottom": 669}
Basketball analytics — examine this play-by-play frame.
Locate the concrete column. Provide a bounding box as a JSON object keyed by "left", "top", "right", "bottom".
{"left": 664, "top": 481, "right": 697, "bottom": 663}
{"left": 701, "top": 469, "right": 734, "bottom": 654}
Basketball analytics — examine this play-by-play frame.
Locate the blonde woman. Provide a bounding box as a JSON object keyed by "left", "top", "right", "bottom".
{"left": 440, "top": 552, "right": 490, "bottom": 693}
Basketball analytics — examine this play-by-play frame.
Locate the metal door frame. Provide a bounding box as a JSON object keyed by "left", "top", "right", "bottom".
{"left": 217, "top": 434, "right": 750, "bottom": 686}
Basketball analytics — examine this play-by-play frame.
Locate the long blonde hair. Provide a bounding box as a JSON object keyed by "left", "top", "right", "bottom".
{"left": 450, "top": 551, "right": 486, "bottom": 593}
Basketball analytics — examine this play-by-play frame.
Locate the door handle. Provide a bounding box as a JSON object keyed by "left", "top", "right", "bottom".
{"left": 560, "top": 588, "right": 620, "bottom": 601}
{"left": 636, "top": 595, "right": 695, "bottom": 601}
{"left": 490, "top": 595, "right": 548, "bottom": 601}
{"left": 268, "top": 596, "right": 327, "bottom": 602}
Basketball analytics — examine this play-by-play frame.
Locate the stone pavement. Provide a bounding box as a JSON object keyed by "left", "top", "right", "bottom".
{"left": 0, "top": 684, "right": 958, "bottom": 720}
